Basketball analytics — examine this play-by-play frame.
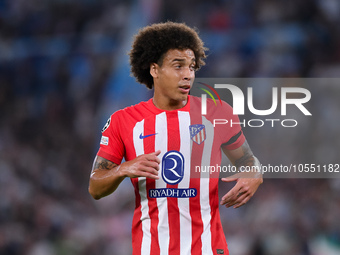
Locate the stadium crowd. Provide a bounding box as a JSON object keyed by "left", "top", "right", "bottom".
{"left": 0, "top": 0, "right": 339, "bottom": 254}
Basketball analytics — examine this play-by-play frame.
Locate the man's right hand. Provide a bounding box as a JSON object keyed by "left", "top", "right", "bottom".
{"left": 89, "top": 150, "right": 161, "bottom": 199}
{"left": 119, "top": 150, "right": 161, "bottom": 179}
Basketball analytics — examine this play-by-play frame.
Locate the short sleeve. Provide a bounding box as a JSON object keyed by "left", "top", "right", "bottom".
{"left": 217, "top": 101, "right": 245, "bottom": 150}
{"left": 97, "top": 111, "right": 125, "bottom": 164}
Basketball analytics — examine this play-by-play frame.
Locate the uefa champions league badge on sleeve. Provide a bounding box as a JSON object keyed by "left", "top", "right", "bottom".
{"left": 102, "top": 116, "right": 111, "bottom": 133}
{"left": 189, "top": 124, "right": 206, "bottom": 145}
{"left": 100, "top": 136, "right": 109, "bottom": 146}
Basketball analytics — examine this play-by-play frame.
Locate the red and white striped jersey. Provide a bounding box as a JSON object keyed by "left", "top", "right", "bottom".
{"left": 97, "top": 95, "right": 245, "bottom": 255}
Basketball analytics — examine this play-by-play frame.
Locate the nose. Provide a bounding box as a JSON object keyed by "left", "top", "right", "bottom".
{"left": 183, "top": 66, "right": 195, "bottom": 81}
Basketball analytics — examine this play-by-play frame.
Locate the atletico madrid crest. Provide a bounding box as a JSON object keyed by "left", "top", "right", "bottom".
{"left": 189, "top": 124, "right": 206, "bottom": 145}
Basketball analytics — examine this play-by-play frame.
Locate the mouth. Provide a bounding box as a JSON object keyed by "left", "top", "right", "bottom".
{"left": 178, "top": 84, "right": 191, "bottom": 93}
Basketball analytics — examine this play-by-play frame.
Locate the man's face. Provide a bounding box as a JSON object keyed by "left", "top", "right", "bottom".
{"left": 151, "top": 48, "right": 196, "bottom": 110}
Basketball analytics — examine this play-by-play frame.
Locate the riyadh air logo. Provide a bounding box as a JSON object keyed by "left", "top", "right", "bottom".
{"left": 198, "top": 82, "right": 222, "bottom": 115}
{"left": 162, "top": 150, "right": 184, "bottom": 185}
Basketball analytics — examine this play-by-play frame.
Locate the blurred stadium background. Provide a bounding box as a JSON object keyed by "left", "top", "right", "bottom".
{"left": 0, "top": 0, "right": 340, "bottom": 254}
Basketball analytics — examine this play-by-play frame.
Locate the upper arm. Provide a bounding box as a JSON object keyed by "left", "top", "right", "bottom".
{"left": 89, "top": 156, "right": 123, "bottom": 199}
{"left": 91, "top": 155, "right": 118, "bottom": 173}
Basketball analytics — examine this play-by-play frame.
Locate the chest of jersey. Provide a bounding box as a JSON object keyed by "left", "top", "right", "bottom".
{"left": 122, "top": 110, "right": 222, "bottom": 199}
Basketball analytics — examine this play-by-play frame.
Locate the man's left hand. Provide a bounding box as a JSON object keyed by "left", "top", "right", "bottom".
{"left": 220, "top": 172, "right": 263, "bottom": 208}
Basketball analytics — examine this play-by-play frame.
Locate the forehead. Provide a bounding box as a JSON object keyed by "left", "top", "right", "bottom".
{"left": 162, "top": 49, "right": 195, "bottom": 62}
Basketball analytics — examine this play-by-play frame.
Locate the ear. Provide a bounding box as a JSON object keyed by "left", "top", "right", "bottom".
{"left": 150, "top": 63, "right": 158, "bottom": 78}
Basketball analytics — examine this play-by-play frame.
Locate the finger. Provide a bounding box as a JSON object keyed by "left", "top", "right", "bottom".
{"left": 143, "top": 160, "right": 160, "bottom": 171}
{"left": 144, "top": 170, "right": 160, "bottom": 179}
{"left": 224, "top": 192, "right": 247, "bottom": 207}
{"left": 142, "top": 163, "right": 160, "bottom": 176}
{"left": 137, "top": 170, "right": 159, "bottom": 180}
{"left": 153, "top": 150, "right": 161, "bottom": 156}
{"left": 137, "top": 166, "right": 160, "bottom": 179}
{"left": 221, "top": 172, "right": 243, "bottom": 182}
{"left": 221, "top": 177, "right": 238, "bottom": 182}
{"left": 220, "top": 180, "right": 247, "bottom": 205}
{"left": 232, "top": 194, "right": 251, "bottom": 209}
{"left": 220, "top": 189, "right": 239, "bottom": 205}
{"left": 237, "top": 191, "right": 247, "bottom": 197}
{"left": 146, "top": 151, "right": 161, "bottom": 164}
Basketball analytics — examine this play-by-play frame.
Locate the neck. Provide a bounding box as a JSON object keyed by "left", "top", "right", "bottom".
{"left": 152, "top": 97, "right": 188, "bottom": 110}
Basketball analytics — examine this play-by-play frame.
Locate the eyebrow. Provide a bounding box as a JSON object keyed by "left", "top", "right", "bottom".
{"left": 172, "top": 58, "right": 196, "bottom": 63}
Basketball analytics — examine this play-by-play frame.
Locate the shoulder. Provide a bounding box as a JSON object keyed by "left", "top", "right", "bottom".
{"left": 110, "top": 100, "right": 151, "bottom": 120}
{"left": 101, "top": 101, "right": 152, "bottom": 141}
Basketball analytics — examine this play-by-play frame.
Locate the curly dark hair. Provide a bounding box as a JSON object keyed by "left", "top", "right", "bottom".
{"left": 129, "top": 22, "right": 208, "bottom": 89}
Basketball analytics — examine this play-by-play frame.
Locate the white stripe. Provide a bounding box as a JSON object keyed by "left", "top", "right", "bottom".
{"left": 133, "top": 119, "right": 145, "bottom": 157}
{"left": 197, "top": 131, "right": 201, "bottom": 144}
{"left": 177, "top": 111, "right": 192, "bottom": 255}
{"left": 133, "top": 120, "right": 151, "bottom": 255}
{"left": 200, "top": 129, "right": 205, "bottom": 142}
{"left": 154, "top": 112, "right": 170, "bottom": 255}
{"left": 200, "top": 117, "right": 214, "bottom": 255}
{"left": 198, "top": 130, "right": 203, "bottom": 144}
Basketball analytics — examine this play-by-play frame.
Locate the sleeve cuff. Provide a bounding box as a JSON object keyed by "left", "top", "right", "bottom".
{"left": 223, "top": 133, "right": 245, "bottom": 150}
{"left": 97, "top": 148, "right": 122, "bottom": 165}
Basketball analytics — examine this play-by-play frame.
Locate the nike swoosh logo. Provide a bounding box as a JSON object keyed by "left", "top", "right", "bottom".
{"left": 139, "top": 133, "right": 158, "bottom": 139}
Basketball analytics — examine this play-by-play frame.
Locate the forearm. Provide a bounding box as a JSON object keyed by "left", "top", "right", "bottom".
{"left": 221, "top": 140, "right": 263, "bottom": 208}
{"left": 223, "top": 140, "right": 263, "bottom": 180}
{"left": 88, "top": 151, "right": 161, "bottom": 200}
{"left": 89, "top": 165, "right": 125, "bottom": 200}
{"left": 239, "top": 155, "right": 263, "bottom": 179}
{"left": 88, "top": 156, "right": 126, "bottom": 200}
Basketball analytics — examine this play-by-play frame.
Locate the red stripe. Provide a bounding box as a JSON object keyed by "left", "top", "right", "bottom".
{"left": 166, "top": 111, "right": 181, "bottom": 255}
{"left": 129, "top": 130, "right": 142, "bottom": 255}
{"left": 210, "top": 130, "right": 229, "bottom": 254}
{"left": 209, "top": 178, "right": 229, "bottom": 254}
{"left": 144, "top": 116, "right": 160, "bottom": 255}
{"left": 131, "top": 177, "right": 142, "bottom": 255}
{"left": 189, "top": 177, "right": 203, "bottom": 254}
{"left": 189, "top": 98, "right": 204, "bottom": 254}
